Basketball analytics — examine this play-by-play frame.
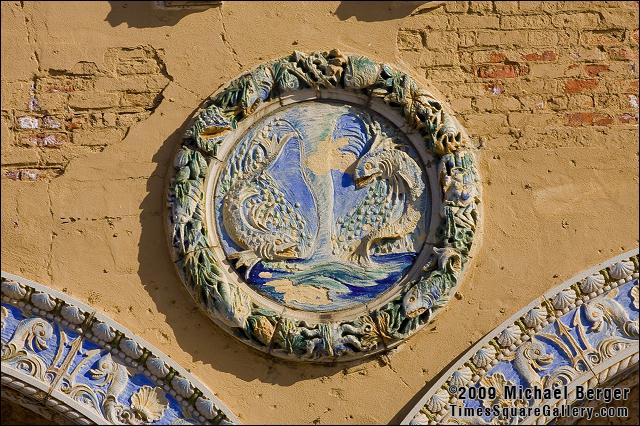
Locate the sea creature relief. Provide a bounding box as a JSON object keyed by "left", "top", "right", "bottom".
{"left": 168, "top": 50, "right": 482, "bottom": 361}
{"left": 214, "top": 102, "right": 428, "bottom": 312}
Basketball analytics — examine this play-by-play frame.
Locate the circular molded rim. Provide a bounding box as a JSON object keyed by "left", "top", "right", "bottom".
{"left": 165, "top": 50, "right": 481, "bottom": 362}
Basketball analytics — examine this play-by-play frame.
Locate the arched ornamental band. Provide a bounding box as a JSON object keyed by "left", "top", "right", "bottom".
{"left": 1, "top": 272, "right": 240, "bottom": 425}
{"left": 402, "top": 250, "right": 639, "bottom": 425}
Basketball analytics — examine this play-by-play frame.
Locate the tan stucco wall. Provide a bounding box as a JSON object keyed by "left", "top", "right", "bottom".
{"left": 1, "top": 1, "right": 638, "bottom": 424}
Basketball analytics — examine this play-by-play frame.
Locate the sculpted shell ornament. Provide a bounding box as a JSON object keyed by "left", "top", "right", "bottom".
{"left": 522, "top": 306, "right": 547, "bottom": 329}
{"left": 31, "top": 291, "right": 57, "bottom": 312}
{"left": 608, "top": 260, "right": 635, "bottom": 280}
{"left": 580, "top": 272, "right": 606, "bottom": 294}
{"left": 92, "top": 321, "right": 116, "bottom": 343}
{"left": 425, "top": 388, "right": 450, "bottom": 413}
{"left": 166, "top": 49, "right": 481, "bottom": 362}
{"left": 130, "top": 386, "right": 168, "bottom": 423}
{"left": 551, "top": 288, "right": 577, "bottom": 311}
{"left": 60, "top": 305, "right": 86, "bottom": 325}
{"left": 448, "top": 366, "right": 472, "bottom": 388}
{"left": 146, "top": 356, "right": 169, "bottom": 378}
{"left": 471, "top": 346, "right": 496, "bottom": 369}
{"left": 496, "top": 324, "right": 521, "bottom": 348}
{"left": 1, "top": 280, "right": 27, "bottom": 299}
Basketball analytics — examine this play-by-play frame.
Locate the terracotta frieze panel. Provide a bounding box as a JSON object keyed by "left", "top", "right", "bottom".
{"left": 402, "top": 250, "right": 639, "bottom": 425}
{"left": 1, "top": 272, "right": 239, "bottom": 425}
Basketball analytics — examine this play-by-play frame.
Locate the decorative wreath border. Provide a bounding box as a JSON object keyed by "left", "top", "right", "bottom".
{"left": 166, "top": 50, "right": 481, "bottom": 362}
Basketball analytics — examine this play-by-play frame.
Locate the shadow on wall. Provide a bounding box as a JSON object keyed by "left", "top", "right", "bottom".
{"left": 105, "top": 1, "right": 217, "bottom": 28}
{"left": 335, "top": 1, "right": 436, "bottom": 22}
{"left": 137, "top": 102, "right": 367, "bottom": 388}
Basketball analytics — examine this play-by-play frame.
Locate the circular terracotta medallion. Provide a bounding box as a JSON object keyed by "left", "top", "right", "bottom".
{"left": 167, "top": 50, "right": 480, "bottom": 362}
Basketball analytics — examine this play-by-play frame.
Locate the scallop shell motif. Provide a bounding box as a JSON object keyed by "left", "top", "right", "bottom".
{"left": 172, "top": 375, "right": 194, "bottom": 398}
{"left": 410, "top": 412, "right": 429, "bottom": 425}
{"left": 497, "top": 325, "right": 521, "bottom": 348}
{"left": 425, "top": 388, "right": 450, "bottom": 413}
{"left": 60, "top": 304, "right": 85, "bottom": 324}
{"left": 146, "top": 356, "right": 169, "bottom": 378}
{"left": 31, "top": 292, "right": 57, "bottom": 311}
{"left": 195, "top": 397, "right": 218, "bottom": 418}
{"left": 552, "top": 289, "right": 576, "bottom": 310}
{"left": 580, "top": 273, "right": 605, "bottom": 294}
{"left": 631, "top": 285, "right": 639, "bottom": 310}
{"left": 609, "top": 260, "right": 635, "bottom": 280}
{"left": 2, "top": 280, "right": 27, "bottom": 299}
{"left": 480, "top": 371, "right": 509, "bottom": 390}
{"left": 449, "top": 366, "right": 472, "bottom": 388}
{"left": 120, "top": 338, "right": 144, "bottom": 359}
{"left": 130, "top": 386, "right": 168, "bottom": 422}
{"left": 472, "top": 346, "right": 496, "bottom": 368}
{"left": 522, "top": 306, "right": 547, "bottom": 328}
{"left": 92, "top": 321, "right": 115, "bottom": 343}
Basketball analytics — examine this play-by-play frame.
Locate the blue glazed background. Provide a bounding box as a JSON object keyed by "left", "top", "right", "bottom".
{"left": 213, "top": 101, "right": 431, "bottom": 312}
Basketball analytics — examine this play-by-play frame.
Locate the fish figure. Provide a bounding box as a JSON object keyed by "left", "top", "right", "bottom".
{"left": 584, "top": 288, "right": 639, "bottom": 339}
{"left": 338, "top": 127, "right": 425, "bottom": 266}
{"left": 221, "top": 122, "right": 311, "bottom": 275}
{"left": 402, "top": 276, "right": 444, "bottom": 318}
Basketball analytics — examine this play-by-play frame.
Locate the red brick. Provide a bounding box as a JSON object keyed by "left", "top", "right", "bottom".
{"left": 593, "top": 114, "right": 614, "bottom": 126}
{"left": 618, "top": 113, "right": 639, "bottom": 124}
{"left": 489, "top": 52, "right": 507, "bottom": 63}
{"left": 565, "top": 112, "right": 613, "bottom": 126}
{"left": 564, "top": 79, "right": 599, "bottom": 94}
{"left": 584, "top": 64, "right": 610, "bottom": 77}
{"left": 484, "top": 82, "right": 505, "bottom": 95}
{"left": 5, "top": 169, "right": 39, "bottom": 181}
{"left": 521, "top": 50, "right": 558, "bottom": 62}
{"left": 477, "top": 64, "right": 529, "bottom": 78}
{"left": 608, "top": 48, "right": 637, "bottom": 61}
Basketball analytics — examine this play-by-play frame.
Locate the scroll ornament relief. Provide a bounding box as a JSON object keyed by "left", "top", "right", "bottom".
{"left": 1, "top": 272, "right": 239, "bottom": 425}
{"left": 166, "top": 49, "right": 481, "bottom": 362}
{"left": 404, "top": 250, "right": 639, "bottom": 425}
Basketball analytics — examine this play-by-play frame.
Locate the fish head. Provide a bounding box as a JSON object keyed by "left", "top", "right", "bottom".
{"left": 269, "top": 237, "right": 299, "bottom": 260}
{"left": 402, "top": 284, "right": 432, "bottom": 318}
{"left": 354, "top": 151, "right": 384, "bottom": 189}
{"left": 525, "top": 341, "right": 554, "bottom": 368}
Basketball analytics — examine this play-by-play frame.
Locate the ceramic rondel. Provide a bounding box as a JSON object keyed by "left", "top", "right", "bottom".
{"left": 166, "top": 50, "right": 481, "bottom": 362}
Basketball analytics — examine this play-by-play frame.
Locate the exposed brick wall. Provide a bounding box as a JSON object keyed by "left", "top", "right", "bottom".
{"left": 1, "top": 46, "right": 170, "bottom": 180}
{"left": 2, "top": 2, "right": 637, "bottom": 182}
{"left": 397, "top": 1, "right": 639, "bottom": 151}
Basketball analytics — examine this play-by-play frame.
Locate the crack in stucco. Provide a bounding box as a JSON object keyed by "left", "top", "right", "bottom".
{"left": 46, "top": 180, "right": 55, "bottom": 284}
{"left": 383, "top": 354, "right": 413, "bottom": 390}
{"left": 218, "top": 7, "right": 243, "bottom": 71}
{"left": 19, "top": 1, "right": 41, "bottom": 73}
